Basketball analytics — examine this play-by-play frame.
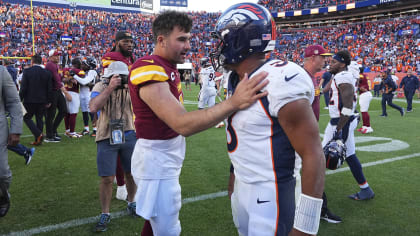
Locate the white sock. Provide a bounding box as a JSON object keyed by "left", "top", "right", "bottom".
{"left": 360, "top": 182, "right": 369, "bottom": 189}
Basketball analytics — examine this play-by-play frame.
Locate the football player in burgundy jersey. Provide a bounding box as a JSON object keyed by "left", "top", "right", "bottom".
{"left": 62, "top": 58, "right": 85, "bottom": 138}
{"left": 129, "top": 10, "right": 268, "bottom": 236}
{"left": 355, "top": 64, "right": 374, "bottom": 134}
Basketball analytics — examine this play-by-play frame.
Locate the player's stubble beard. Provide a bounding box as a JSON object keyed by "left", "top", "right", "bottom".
{"left": 117, "top": 42, "right": 133, "bottom": 58}
{"left": 120, "top": 48, "right": 132, "bottom": 58}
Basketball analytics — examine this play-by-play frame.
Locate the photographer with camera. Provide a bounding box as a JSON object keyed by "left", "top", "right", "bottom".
{"left": 89, "top": 61, "right": 137, "bottom": 232}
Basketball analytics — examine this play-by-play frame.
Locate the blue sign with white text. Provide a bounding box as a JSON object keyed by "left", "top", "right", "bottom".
{"left": 160, "top": 0, "right": 187, "bottom": 7}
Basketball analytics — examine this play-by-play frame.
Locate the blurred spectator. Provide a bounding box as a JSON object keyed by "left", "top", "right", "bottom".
{"left": 373, "top": 74, "right": 382, "bottom": 97}
{"left": 379, "top": 70, "right": 404, "bottom": 117}
{"left": 399, "top": 68, "right": 419, "bottom": 112}
{"left": 44, "top": 49, "right": 68, "bottom": 143}
{"left": 0, "top": 2, "right": 418, "bottom": 78}
{"left": 0, "top": 64, "right": 22, "bottom": 218}
{"left": 3, "top": 60, "right": 17, "bottom": 89}
{"left": 20, "top": 54, "right": 53, "bottom": 145}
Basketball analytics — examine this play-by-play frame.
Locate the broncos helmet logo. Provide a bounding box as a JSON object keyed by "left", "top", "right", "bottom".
{"left": 211, "top": 3, "right": 275, "bottom": 69}
{"left": 217, "top": 4, "right": 264, "bottom": 28}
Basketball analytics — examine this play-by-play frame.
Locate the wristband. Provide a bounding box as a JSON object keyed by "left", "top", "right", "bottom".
{"left": 341, "top": 107, "right": 353, "bottom": 116}
{"left": 293, "top": 193, "right": 323, "bottom": 235}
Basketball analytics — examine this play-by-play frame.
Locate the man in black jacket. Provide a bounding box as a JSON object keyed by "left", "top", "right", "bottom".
{"left": 380, "top": 70, "right": 404, "bottom": 117}
{"left": 399, "top": 68, "right": 419, "bottom": 112}
{"left": 20, "top": 54, "right": 53, "bottom": 145}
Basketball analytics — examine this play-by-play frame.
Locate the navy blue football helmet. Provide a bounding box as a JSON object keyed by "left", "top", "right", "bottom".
{"left": 210, "top": 2, "right": 276, "bottom": 69}
{"left": 200, "top": 57, "right": 211, "bottom": 67}
{"left": 323, "top": 139, "right": 347, "bottom": 170}
{"left": 82, "top": 57, "right": 97, "bottom": 70}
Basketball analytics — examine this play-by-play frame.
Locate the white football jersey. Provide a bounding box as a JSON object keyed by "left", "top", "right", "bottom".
{"left": 200, "top": 66, "right": 216, "bottom": 89}
{"left": 328, "top": 71, "right": 357, "bottom": 118}
{"left": 226, "top": 60, "right": 314, "bottom": 184}
{"left": 222, "top": 69, "right": 231, "bottom": 89}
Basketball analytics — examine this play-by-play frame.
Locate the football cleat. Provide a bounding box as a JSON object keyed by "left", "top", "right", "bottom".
{"left": 320, "top": 208, "right": 342, "bottom": 223}
{"left": 81, "top": 129, "right": 90, "bottom": 136}
{"left": 361, "top": 127, "right": 373, "bottom": 134}
{"left": 348, "top": 187, "right": 375, "bottom": 200}
{"left": 323, "top": 139, "right": 347, "bottom": 170}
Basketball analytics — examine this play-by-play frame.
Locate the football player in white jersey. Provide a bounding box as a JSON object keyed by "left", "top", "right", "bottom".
{"left": 321, "top": 50, "right": 375, "bottom": 201}
{"left": 197, "top": 58, "right": 217, "bottom": 109}
{"left": 212, "top": 3, "right": 325, "bottom": 235}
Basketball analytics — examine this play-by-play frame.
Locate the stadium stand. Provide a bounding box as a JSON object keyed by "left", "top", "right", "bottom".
{"left": 0, "top": 0, "right": 418, "bottom": 75}
{"left": 258, "top": 0, "right": 361, "bottom": 12}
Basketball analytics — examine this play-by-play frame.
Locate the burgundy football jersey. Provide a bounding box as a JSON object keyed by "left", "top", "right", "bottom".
{"left": 129, "top": 55, "right": 183, "bottom": 140}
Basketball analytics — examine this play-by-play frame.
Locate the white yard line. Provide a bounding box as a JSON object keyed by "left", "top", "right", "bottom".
{"left": 372, "top": 97, "right": 420, "bottom": 103}
{"left": 2, "top": 152, "right": 420, "bottom": 236}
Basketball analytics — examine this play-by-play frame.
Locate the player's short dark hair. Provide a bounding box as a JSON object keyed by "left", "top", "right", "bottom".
{"left": 335, "top": 50, "right": 351, "bottom": 66}
{"left": 31, "top": 54, "right": 42, "bottom": 65}
{"left": 71, "top": 58, "right": 82, "bottom": 68}
{"left": 152, "top": 11, "right": 192, "bottom": 43}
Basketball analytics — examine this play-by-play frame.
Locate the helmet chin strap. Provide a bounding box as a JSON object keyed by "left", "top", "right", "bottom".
{"left": 210, "top": 40, "right": 225, "bottom": 71}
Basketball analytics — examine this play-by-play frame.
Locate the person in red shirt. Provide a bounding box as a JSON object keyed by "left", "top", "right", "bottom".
{"left": 44, "top": 49, "right": 68, "bottom": 143}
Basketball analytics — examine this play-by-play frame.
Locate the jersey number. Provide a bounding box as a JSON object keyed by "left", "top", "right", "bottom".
{"left": 269, "top": 60, "right": 288, "bottom": 67}
{"left": 227, "top": 114, "right": 238, "bottom": 153}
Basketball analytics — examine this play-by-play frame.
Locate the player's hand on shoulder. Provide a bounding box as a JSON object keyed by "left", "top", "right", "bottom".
{"left": 230, "top": 71, "right": 269, "bottom": 110}
{"left": 333, "top": 129, "right": 343, "bottom": 140}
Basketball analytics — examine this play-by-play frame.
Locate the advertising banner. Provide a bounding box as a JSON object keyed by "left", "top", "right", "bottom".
{"left": 72, "top": 0, "right": 110, "bottom": 6}
{"left": 140, "top": 0, "right": 153, "bottom": 11}
{"left": 111, "top": 0, "right": 140, "bottom": 8}
{"left": 160, "top": 0, "right": 188, "bottom": 7}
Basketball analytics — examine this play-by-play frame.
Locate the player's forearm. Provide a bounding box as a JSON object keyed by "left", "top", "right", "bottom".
{"left": 336, "top": 115, "right": 350, "bottom": 132}
{"left": 175, "top": 99, "right": 236, "bottom": 136}
{"left": 74, "top": 73, "right": 94, "bottom": 85}
{"left": 89, "top": 86, "right": 114, "bottom": 112}
{"left": 300, "top": 153, "right": 325, "bottom": 199}
{"left": 322, "top": 80, "right": 332, "bottom": 94}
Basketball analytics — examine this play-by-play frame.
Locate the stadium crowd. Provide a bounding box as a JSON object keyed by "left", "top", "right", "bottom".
{"left": 0, "top": 1, "right": 419, "bottom": 75}
{"left": 258, "top": 0, "right": 360, "bottom": 12}
{"left": 276, "top": 17, "right": 420, "bottom": 72}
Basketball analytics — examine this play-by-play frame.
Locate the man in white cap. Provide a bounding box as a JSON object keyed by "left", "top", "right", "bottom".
{"left": 89, "top": 61, "right": 137, "bottom": 232}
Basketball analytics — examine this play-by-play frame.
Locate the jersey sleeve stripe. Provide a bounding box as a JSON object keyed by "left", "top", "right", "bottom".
{"left": 130, "top": 71, "right": 168, "bottom": 85}
{"left": 102, "top": 59, "right": 115, "bottom": 67}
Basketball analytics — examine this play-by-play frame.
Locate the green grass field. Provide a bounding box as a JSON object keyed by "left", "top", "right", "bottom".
{"left": 1, "top": 84, "right": 420, "bottom": 235}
